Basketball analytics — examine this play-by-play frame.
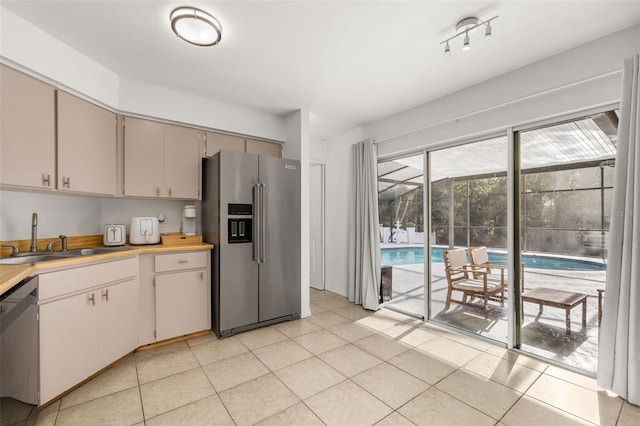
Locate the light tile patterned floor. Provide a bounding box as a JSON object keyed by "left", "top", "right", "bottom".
{"left": 3, "top": 289, "right": 640, "bottom": 426}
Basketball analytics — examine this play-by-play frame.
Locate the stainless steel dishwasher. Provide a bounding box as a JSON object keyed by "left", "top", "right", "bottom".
{"left": 1, "top": 276, "right": 39, "bottom": 405}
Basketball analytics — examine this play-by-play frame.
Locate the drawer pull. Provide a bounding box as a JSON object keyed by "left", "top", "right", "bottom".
{"left": 178, "top": 260, "right": 188, "bottom": 264}
{"left": 88, "top": 293, "right": 96, "bottom": 306}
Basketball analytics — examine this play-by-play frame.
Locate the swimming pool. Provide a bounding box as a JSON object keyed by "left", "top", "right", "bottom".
{"left": 381, "top": 247, "right": 607, "bottom": 271}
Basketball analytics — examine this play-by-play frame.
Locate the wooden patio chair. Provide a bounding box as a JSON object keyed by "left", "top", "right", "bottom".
{"left": 467, "top": 246, "right": 525, "bottom": 295}
{"left": 467, "top": 246, "right": 507, "bottom": 291}
{"left": 443, "top": 249, "right": 504, "bottom": 319}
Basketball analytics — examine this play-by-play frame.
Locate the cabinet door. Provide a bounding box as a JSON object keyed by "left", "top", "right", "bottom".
{"left": 205, "top": 132, "right": 244, "bottom": 156}
{"left": 124, "top": 117, "right": 164, "bottom": 197}
{"left": 246, "top": 138, "right": 282, "bottom": 158}
{"left": 57, "top": 91, "right": 117, "bottom": 195}
{"left": 98, "top": 278, "right": 139, "bottom": 369}
{"left": 39, "top": 292, "right": 98, "bottom": 404}
{"left": 155, "top": 269, "right": 209, "bottom": 341}
{"left": 0, "top": 65, "right": 55, "bottom": 189}
{"left": 164, "top": 123, "right": 200, "bottom": 199}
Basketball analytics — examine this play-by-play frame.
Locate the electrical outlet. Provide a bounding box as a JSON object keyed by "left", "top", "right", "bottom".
{"left": 158, "top": 213, "right": 170, "bottom": 226}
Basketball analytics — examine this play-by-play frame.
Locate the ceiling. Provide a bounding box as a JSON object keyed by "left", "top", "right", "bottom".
{"left": 2, "top": 1, "right": 640, "bottom": 141}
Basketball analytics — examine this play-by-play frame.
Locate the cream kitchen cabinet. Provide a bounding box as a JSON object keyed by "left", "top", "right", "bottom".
{"left": 203, "top": 131, "right": 245, "bottom": 156}
{"left": 138, "top": 251, "right": 210, "bottom": 345}
{"left": 57, "top": 91, "right": 117, "bottom": 195}
{"left": 0, "top": 65, "right": 55, "bottom": 190}
{"left": 245, "top": 138, "right": 282, "bottom": 158}
{"left": 203, "top": 131, "right": 282, "bottom": 158}
{"left": 38, "top": 257, "right": 139, "bottom": 404}
{"left": 124, "top": 117, "right": 200, "bottom": 199}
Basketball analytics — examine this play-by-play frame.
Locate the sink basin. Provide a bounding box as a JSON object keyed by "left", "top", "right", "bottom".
{"left": 0, "top": 254, "right": 76, "bottom": 265}
{"left": 63, "top": 247, "right": 136, "bottom": 256}
{"left": 0, "top": 247, "right": 135, "bottom": 265}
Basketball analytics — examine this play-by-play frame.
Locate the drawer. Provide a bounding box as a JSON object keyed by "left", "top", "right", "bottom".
{"left": 155, "top": 251, "right": 207, "bottom": 273}
{"left": 39, "top": 257, "right": 138, "bottom": 301}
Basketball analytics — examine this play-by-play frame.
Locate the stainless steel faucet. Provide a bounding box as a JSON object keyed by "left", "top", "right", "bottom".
{"left": 30, "top": 212, "right": 38, "bottom": 252}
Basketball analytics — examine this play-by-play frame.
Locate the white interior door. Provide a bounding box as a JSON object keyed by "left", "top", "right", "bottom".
{"left": 310, "top": 163, "right": 325, "bottom": 290}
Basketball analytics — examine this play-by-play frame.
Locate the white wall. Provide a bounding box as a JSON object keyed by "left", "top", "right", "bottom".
{"left": 0, "top": 190, "right": 191, "bottom": 241}
{"left": 285, "top": 110, "right": 312, "bottom": 317}
{"left": 324, "top": 127, "right": 364, "bottom": 297}
{"left": 310, "top": 138, "right": 327, "bottom": 164}
{"left": 324, "top": 25, "right": 640, "bottom": 297}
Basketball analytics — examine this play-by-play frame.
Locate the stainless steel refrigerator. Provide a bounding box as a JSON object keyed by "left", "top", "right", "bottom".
{"left": 203, "top": 150, "right": 301, "bottom": 337}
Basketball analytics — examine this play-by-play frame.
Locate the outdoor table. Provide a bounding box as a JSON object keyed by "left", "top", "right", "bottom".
{"left": 521, "top": 287, "right": 588, "bottom": 335}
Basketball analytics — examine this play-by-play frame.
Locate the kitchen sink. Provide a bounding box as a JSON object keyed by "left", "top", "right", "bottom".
{"left": 62, "top": 247, "right": 136, "bottom": 256}
{"left": 0, "top": 254, "right": 76, "bottom": 265}
{"left": 0, "top": 247, "right": 136, "bottom": 265}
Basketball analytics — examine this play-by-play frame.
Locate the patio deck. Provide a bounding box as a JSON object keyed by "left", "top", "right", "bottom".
{"left": 383, "top": 260, "right": 605, "bottom": 373}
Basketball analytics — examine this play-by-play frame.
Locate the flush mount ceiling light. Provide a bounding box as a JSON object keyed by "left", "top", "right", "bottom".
{"left": 440, "top": 15, "right": 498, "bottom": 56}
{"left": 170, "top": 6, "right": 222, "bottom": 47}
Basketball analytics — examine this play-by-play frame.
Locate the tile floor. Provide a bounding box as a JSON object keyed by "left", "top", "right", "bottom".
{"left": 2, "top": 288, "right": 640, "bottom": 426}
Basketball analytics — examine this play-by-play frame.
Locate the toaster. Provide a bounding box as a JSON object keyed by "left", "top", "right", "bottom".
{"left": 103, "top": 224, "right": 126, "bottom": 246}
{"left": 130, "top": 217, "right": 160, "bottom": 245}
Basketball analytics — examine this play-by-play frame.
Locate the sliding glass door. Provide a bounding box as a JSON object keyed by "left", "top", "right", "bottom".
{"left": 429, "top": 136, "right": 508, "bottom": 343}
{"left": 515, "top": 111, "right": 617, "bottom": 373}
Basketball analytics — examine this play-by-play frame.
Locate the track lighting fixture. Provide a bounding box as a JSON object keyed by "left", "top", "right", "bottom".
{"left": 441, "top": 15, "right": 498, "bottom": 57}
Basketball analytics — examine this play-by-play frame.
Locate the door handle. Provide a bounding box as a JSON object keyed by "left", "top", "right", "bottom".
{"left": 260, "top": 183, "right": 266, "bottom": 263}
{"left": 253, "top": 184, "right": 260, "bottom": 263}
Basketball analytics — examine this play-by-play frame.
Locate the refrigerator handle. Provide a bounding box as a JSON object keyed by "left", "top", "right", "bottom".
{"left": 253, "top": 184, "right": 260, "bottom": 263}
{"left": 260, "top": 183, "right": 266, "bottom": 263}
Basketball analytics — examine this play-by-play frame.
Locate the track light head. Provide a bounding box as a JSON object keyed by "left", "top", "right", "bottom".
{"left": 485, "top": 22, "right": 492, "bottom": 39}
{"left": 462, "top": 33, "right": 471, "bottom": 51}
{"left": 444, "top": 41, "right": 451, "bottom": 57}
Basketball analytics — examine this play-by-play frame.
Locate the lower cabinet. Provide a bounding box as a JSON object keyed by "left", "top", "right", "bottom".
{"left": 38, "top": 257, "right": 139, "bottom": 404}
{"left": 139, "top": 250, "right": 211, "bottom": 345}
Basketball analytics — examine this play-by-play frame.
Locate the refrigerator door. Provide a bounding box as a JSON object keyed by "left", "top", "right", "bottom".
{"left": 218, "top": 151, "right": 260, "bottom": 332}
{"left": 258, "top": 156, "right": 301, "bottom": 321}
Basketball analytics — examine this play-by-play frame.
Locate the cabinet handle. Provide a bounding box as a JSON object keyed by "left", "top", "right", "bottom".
{"left": 102, "top": 289, "right": 109, "bottom": 301}
{"left": 88, "top": 293, "right": 96, "bottom": 306}
{"left": 155, "top": 187, "right": 160, "bottom": 197}
{"left": 178, "top": 260, "right": 188, "bottom": 264}
{"left": 63, "top": 177, "right": 71, "bottom": 188}
{"left": 42, "top": 174, "right": 51, "bottom": 187}
{"left": 168, "top": 187, "right": 172, "bottom": 197}
{"left": 200, "top": 271, "right": 204, "bottom": 281}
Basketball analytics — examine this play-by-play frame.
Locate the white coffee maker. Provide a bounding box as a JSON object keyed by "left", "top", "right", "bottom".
{"left": 181, "top": 205, "right": 197, "bottom": 236}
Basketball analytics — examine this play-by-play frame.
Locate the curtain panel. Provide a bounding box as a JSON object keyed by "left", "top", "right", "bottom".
{"left": 349, "top": 139, "right": 381, "bottom": 310}
{"left": 597, "top": 54, "right": 640, "bottom": 405}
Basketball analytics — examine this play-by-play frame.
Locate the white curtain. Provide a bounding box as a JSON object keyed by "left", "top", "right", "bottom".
{"left": 597, "top": 54, "right": 640, "bottom": 405}
{"left": 349, "top": 139, "right": 381, "bottom": 310}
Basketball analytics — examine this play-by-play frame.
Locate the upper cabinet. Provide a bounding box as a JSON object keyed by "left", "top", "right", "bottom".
{"left": 0, "top": 65, "right": 56, "bottom": 190}
{"left": 204, "top": 131, "right": 282, "bottom": 158}
{"left": 124, "top": 117, "right": 200, "bottom": 199}
{"left": 57, "top": 91, "right": 117, "bottom": 196}
{"left": 246, "top": 138, "right": 282, "bottom": 158}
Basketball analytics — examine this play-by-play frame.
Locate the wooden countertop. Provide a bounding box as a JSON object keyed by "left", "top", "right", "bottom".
{"left": 0, "top": 243, "right": 213, "bottom": 297}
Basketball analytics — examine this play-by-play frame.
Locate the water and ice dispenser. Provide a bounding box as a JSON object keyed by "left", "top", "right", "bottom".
{"left": 228, "top": 203, "right": 252, "bottom": 244}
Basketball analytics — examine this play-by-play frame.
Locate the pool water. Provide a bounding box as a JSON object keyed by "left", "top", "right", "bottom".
{"left": 381, "top": 247, "right": 607, "bottom": 271}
